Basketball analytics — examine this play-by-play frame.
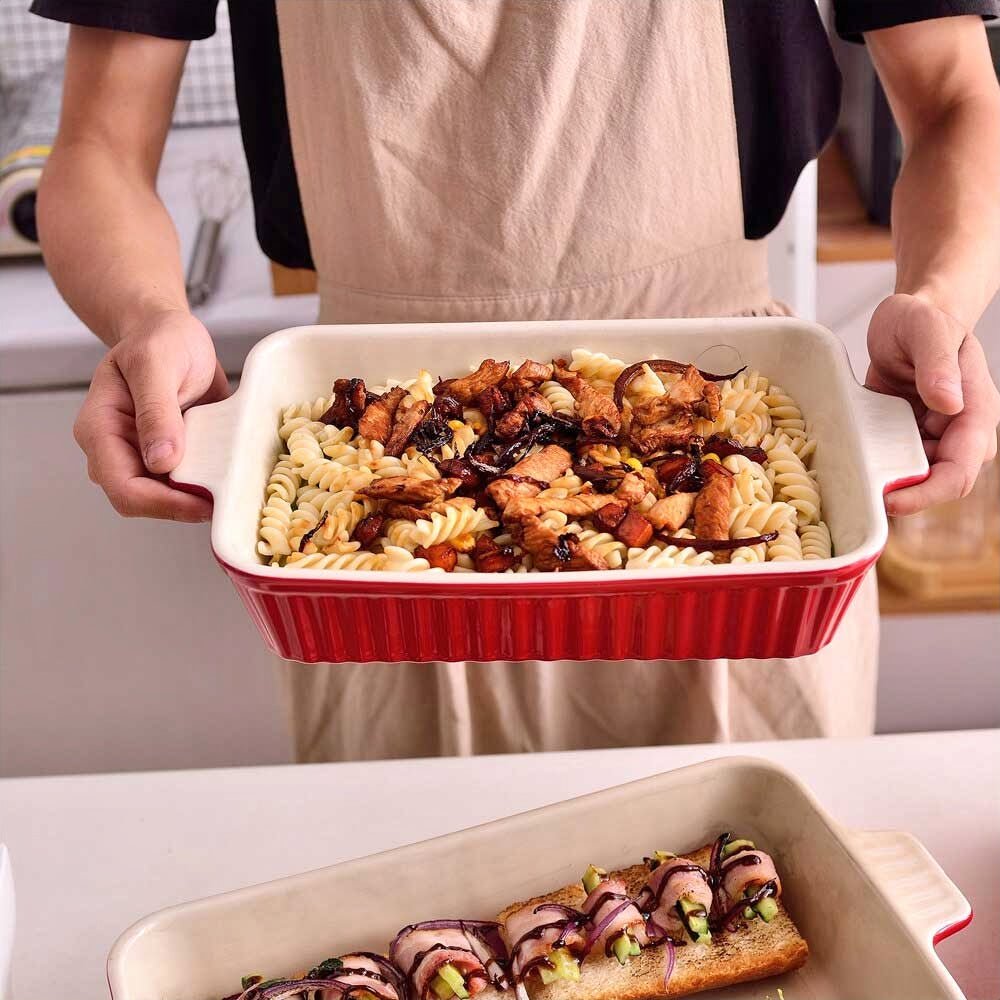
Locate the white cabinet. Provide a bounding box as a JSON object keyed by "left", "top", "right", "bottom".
{"left": 0, "top": 390, "right": 291, "bottom": 776}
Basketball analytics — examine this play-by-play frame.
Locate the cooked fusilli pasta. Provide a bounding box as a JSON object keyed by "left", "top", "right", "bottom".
{"left": 258, "top": 351, "right": 829, "bottom": 571}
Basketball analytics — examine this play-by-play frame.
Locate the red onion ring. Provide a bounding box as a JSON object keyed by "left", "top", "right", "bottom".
{"left": 662, "top": 938, "right": 677, "bottom": 989}
{"left": 613, "top": 359, "right": 747, "bottom": 409}
{"left": 656, "top": 531, "right": 778, "bottom": 552}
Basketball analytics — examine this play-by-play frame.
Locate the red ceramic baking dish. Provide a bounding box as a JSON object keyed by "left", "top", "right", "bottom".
{"left": 170, "top": 317, "right": 927, "bottom": 663}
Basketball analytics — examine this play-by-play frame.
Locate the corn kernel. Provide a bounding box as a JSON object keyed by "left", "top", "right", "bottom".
{"left": 625, "top": 457, "right": 643, "bottom": 472}
{"left": 451, "top": 533, "right": 477, "bottom": 553}
{"left": 703, "top": 452, "right": 720, "bottom": 464}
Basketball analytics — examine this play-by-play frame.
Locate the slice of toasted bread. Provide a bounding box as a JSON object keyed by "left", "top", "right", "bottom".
{"left": 497, "top": 843, "right": 807, "bottom": 1000}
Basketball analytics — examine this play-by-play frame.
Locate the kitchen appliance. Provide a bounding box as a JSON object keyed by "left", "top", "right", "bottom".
{"left": 185, "top": 157, "right": 249, "bottom": 307}
{"left": 0, "top": 64, "right": 62, "bottom": 258}
{"left": 169, "top": 316, "right": 927, "bottom": 663}
{"left": 835, "top": 21, "right": 1000, "bottom": 224}
{"left": 106, "top": 756, "right": 972, "bottom": 1000}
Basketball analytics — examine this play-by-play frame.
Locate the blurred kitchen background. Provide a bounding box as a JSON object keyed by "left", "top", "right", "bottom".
{"left": 0, "top": 2, "right": 997, "bottom": 777}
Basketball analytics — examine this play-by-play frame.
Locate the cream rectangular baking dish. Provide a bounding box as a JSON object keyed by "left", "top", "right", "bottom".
{"left": 170, "top": 317, "right": 928, "bottom": 661}
{"left": 107, "top": 757, "right": 970, "bottom": 1000}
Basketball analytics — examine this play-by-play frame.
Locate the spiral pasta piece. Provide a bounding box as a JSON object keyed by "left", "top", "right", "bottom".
{"left": 625, "top": 363, "right": 667, "bottom": 404}
{"left": 575, "top": 529, "right": 628, "bottom": 569}
{"left": 264, "top": 455, "right": 300, "bottom": 504}
{"left": 728, "top": 369, "right": 770, "bottom": 395}
{"left": 767, "top": 444, "right": 821, "bottom": 525}
{"left": 539, "top": 380, "right": 576, "bottom": 415}
{"left": 393, "top": 504, "right": 498, "bottom": 550}
{"left": 257, "top": 496, "right": 294, "bottom": 560}
{"left": 800, "top": 521, "right": 833, "bottom": 560}
{"left": 285, "top": 548, "right": 388, "bottom": 571}
{"left": 767, "top": 523, "right": 803, "bottom": 562}
{"left": 625, "top": 543, "right": 715, "bottom": 569}
{"left": 728, "top": 501, "right": 796, "bottom": 537}
{"left": 723, "top": 454, "right": 772, "bottom": 502}
{"left": 764, "top": 386, "right": 806, "bottom": 435}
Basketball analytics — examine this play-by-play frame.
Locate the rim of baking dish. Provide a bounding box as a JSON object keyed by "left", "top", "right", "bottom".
{"left": 184, "top": 317, "right": 927, "bottom": 586}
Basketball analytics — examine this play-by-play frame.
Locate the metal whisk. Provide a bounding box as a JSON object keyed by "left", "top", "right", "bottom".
{"left": 185, "top": 157, "right": 249, "bottom": 307}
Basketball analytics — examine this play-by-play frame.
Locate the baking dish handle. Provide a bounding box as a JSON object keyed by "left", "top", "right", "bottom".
{"left": 846, "top": 829, "right": 972, "bottom": 949}
{"left": 169, "top": 395, "right": 241, "bottom": 501}
{"left": 851, "top": 384, "right": 929, "bottom": 496}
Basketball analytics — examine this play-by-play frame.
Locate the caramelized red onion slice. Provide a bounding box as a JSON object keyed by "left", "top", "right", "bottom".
{"left": 657, "top": 531, "right": 778, "bottom": 552}
{"left": 579, "top": 899, "right": 633, "bottom": 959}
{"left": 613, "top": 359, "right": 747, "bottom": 408}
{"left": 701, "top": 435, "right": 768, "bottom": 465}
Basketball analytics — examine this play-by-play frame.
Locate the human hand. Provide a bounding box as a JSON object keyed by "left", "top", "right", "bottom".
{"left": 866, "top": 292, "right": 1000, "bottom": 515}
{"left": 73, "top": 309, "right": 230, "bottom": 521}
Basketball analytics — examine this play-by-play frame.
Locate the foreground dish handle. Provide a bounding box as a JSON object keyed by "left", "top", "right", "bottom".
{"left": 846, "top": 829, "right": 971, "bottom": 951}
{"left": 851, "top": 383, "right": 929, "bottom": 497}
{"left": 169, "top": 395, "right": 240, "bottom": 502}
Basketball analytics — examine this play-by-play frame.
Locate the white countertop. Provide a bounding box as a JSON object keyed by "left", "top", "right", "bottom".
{"left": 0, "top": 125, "right": 318, "bottom": 390}
{"left": 0, "top": 730, "right": 996, "bottom": 1000}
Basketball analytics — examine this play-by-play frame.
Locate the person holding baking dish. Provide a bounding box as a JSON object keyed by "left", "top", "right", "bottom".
{"left": 33, "top": 2, "right": 1000, "bottom": 757}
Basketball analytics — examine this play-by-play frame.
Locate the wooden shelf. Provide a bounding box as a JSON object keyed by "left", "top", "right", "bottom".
{"left": 817, "top": 139, "right": 894, "bottom": 263}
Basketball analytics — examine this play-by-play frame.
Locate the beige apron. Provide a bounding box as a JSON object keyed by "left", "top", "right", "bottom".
{"left": 274, "top": 0, "right": 879, "bottom": 761}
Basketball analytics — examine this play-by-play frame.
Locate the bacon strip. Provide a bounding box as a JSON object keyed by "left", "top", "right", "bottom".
{"left": 502, "top": 901, "right": 587, "bottom": 981}
{"left": 639, "top": 861, "right": 713, "bottom": 939}
{"left": 581, "top": 879, "right": 648, "bottom": 954}
{"left": 721, "top": 849, "right": 781, "bottom": 901}
{"left": 392, "top": 927, "right": 490, "bottom": 1000}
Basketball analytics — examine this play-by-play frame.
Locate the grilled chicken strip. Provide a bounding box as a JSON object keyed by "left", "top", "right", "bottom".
{"left": 694, "top": 460, "right": 734, "bottom": 540}
{"left": 434, "top": 359, "right": 510, "bottom": 405}
{"left": 503, "top": 359, "right": 554, "bottom": 392}
{"left": 358, "top": 386, "right": 407, "bottom": 444}
{"left": 518, "top": 515, "right": 608, "bottom": 571}
{"left": 629, "top": 404, "right": 696, "bottom": 454}
{"left": 486, "top": 444, "right": 573, "bottom": 509}
{"left": 667, "top": 364, "right": 722, "bottom": 419}
{"left": 554, "top": 365, "right": 621, "bottom": 438}
{"left": 320, "top": 377, "right": 369, "bottom": 430}
{"left": 646, "top": 493, "right": 698, "bottom": 532}
{"left": 495, "top": 391, "right": 552, "bottom": 439}
{"left": 359, "top": 476, "right": 462, "bottom": 504}
{"left": 384, "top": 398, "right": 430, "bottom": 456}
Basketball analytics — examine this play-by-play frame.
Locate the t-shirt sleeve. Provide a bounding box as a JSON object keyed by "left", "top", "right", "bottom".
{"left": 30, "top": 0, "right": 219, "bottom": 41}
{"left": 834, "top": 0, "right": 1000, "bottom": 41}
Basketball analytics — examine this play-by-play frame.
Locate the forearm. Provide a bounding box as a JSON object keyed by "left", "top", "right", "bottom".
{"left": 891, "top": 91, "right": 1000, "bottom": 331}
{"left": 38, "top": 138, "right": 189, "bottom": 347}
